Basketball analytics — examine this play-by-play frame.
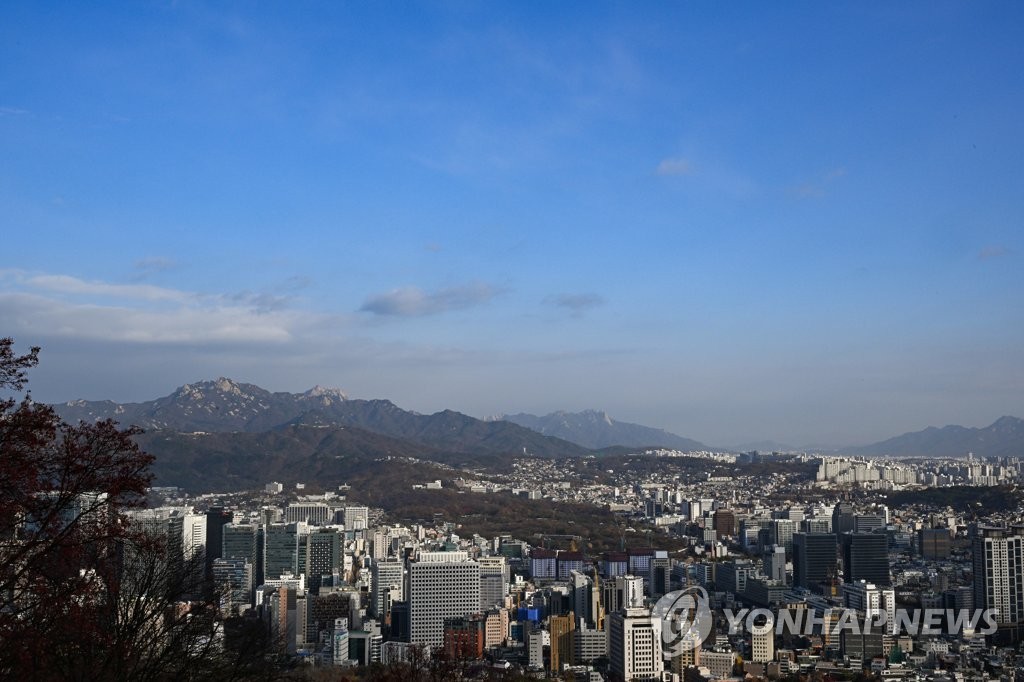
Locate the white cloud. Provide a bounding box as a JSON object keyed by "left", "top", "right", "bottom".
{"left": 0, "top": 292, "right": 296, "bottom": 344}
{"left": 11, "top": 272, "right": 192, "bottom": 303}
{"left": 359, "top": 282, "right": 501, "bottom": 317}
{"left": 0, "top": 270, "right": 344, "bottom": 345}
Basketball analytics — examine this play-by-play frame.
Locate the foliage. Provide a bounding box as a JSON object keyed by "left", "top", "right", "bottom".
{"left": 884, "top": 485, "right": 1023, "bottom": 513}
{"left": 0, "top": 338, "right": 279, "bottom": 680}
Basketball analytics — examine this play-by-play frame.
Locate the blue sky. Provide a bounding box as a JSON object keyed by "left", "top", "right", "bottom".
{"left": 2, "top": 2, "right": 1022, "bottom": 447}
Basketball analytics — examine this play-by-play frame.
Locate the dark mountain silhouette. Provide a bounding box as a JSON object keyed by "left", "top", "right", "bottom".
{"left": 134, "top": 423, "right": 466, "bottom": 492}
{"left": 54, "top": 378, "right": 589, "bottom": 458}
{"left": 497, "top": 409, "right": 706, "bottom": 451}
{"left": 846, "top": 416, "right": 1024, "bottom": 458}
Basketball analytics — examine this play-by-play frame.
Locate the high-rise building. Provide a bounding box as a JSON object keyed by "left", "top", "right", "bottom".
{"left": 840, "top": 533, "right": 890, "bottom": 586}
{"left": 370, "top": 557, "right": 405, "bottom": 620}
{"left": 716, "top": 559, "right": 754, "bottom": 596}
{"left": 222, "top": 523, "right": 256, "bottom": 561}
{"left": 531, "top": 549, "right": 557, "bottom": 580}
{"left": 549, "top": 613, "right": 575, "bottom": 672}
{"left": 408, "top": 551, "right": 481, "bottom": 648}
{"left": 263, "top": 522, "right": 305, "bottom": 581}
{"left": 608, "top": 607, "right": 664, "bottom": 681}
{"left": 212, "top": 557, "right": 252, "bottom": 615}
{"left": 478, "top": 556, "right": 509, "bottom": 609}
{"left": 443, "top": 614, "right": 486, "bottom": 661}
{"left": 792, "top": 533, "right": 837, "bottom": 592}
{"left": 222, "top": 523, "right": 258, "bottom": 587}
{"left": 205, "top": 507, "right": 233, "bottom": 573}
{"left": 285, "top": 503, "right": 332, "bottom": 526}
{"left": 802, "top": 518, "right": 831, "bottom": 534}
{"left": 528, "top": 631, "right": 545, "bottom": 670}
{"left": 750, "top": 615, "right": 775, "bottom": 662}
{"left": 854, "top": 513, "right": 885, "bottom": 534}
{"left": 305, "top": 528, "right": 341, "bottom": 593}
{"left": 556, "top": 551, "right": 585, "bottom": 580}
{"left": 649, "top": 552, "right": 671, "bottom": 599}
{"left": 764, "top": 545, "right": 787, "bottom": 584}
{"left": 771, "top": 519, "right": 796, "bottom": 553}
{"left": 841, "top": 580, "right": 896, "bottom": 633}
{"left": 483, "top": 608, "right": 508, "bottom": 649}
{"left": 701, "top": 649, "right": 736, "bottom": 679}
{"left": 570, "top": 570, "right": 600, "bottom": 629}
{"left": 919, "top": 528, "right": 952, "bottom": 560}
{"left": 127, "top": 507, "right": 207, "bottom": 596}
{"left": 343, "top": 506, "right": 369, "bottom": 531}
{"left": 714, "top": 509, "right": 736, "bottom": 538}
{"left": 832, "top": 502, "right": 855, "bottom": 535}
{"left": 972, "top": 526, "right": 1024, "bottom": 627}
{"left": 574, "top": 622, "right": 608, "bottom": 664}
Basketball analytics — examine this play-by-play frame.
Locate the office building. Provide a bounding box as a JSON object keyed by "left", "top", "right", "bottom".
{"left": 370, "top": 557, "right": 405, "bottom": 620}
{"left": 840, "top": 533, "right": 890, "bottom": 586}
{"left": 919, "top": 528, "right": 952, "bottom": 560}
{"left": 764, "top": 545, "right": 787, "bottom": 584}
{"left": 832, "top": 502, "right": 855, "bottom": 535}
{"left": 263, "top": 522, "right": 305, "bottom": 581}
{"left": 792, "top": 533, "right": 837, "bottom": 592}
{"left": 305, "top": 527, "right": 341, "bottom": 593}
{"left": 478, "top": 556, "right": 509, "bottom": 609}
{"left": 550, "top": 613, "right": 575, "bottom": 672}
{"left": 608, "top": 607, "right": 664, "bottom": 682}
{"left": 285, "top": 503, "right": 332, "bottom": 526}
{"left": 443, "top": 614, "right": 486, "bottom": 661}
{"left": 841, "top": 580, "right": 896, "bottom": 633}
{"left": 408, "top": 551, "right": 481, "bottom": 648}
{"left": 972, "top": 526, "right": 1024, "bottom": 627}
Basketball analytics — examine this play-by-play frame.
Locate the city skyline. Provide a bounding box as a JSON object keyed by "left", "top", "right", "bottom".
{"left": 2, "top": 3, "right": 1022, "bottom": 446}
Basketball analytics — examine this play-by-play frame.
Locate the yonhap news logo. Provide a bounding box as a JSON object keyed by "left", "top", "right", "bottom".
{"left": 651, "top": 595, "right": 999, "bottom": 660}
{"left": 718, "top": 606, "right": 999, "bottom": 639}
{"left": 652, "top": 586, "right": 714, "bottom": 656}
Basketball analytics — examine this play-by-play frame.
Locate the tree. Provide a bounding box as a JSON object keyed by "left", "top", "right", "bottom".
{"left": 0, "top": 338, "right": 280, "bottom": 680}
{"left": 1, "top": 339, "right": 157, "bottom": 675}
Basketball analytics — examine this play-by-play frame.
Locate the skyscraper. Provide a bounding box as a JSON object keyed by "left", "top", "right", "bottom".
{"left": 840, "top": 533, "right": 890, "bottom": 586}
{"left": 919, "top": 528, "right": 952, "bottom": 560}
{"left": 771, "top": 519, "right": 796, "bottom": 554}
{"left": 750, "top": 614, "right": 775, "bottom": 662}
{"left": 570, "top": 570, "right": 601, "bottom": 629}
{"left": 832, "top": 502, "right": 855, "bottom": 535}
{"left": 263, "top": 522, "right": 305, "bottom": 581}
{"left": 408, "top": 551, "right": 481, "bottom": 648}
{"left": 764, "top": 545, "right": 787, "bottom": 584}
{"left": 205, "top": 506, "right": 233, "bottom": 574}
{"left": 305, "top": 527, "right": 341, "bottom": 593}
{"left": 478, "top": 555, "right": 509, "bottom": 609}
{"left": 608, "top": 607, "right": 664, "bottom": 681}
{"left": 549, "top": 613, "right": 575, "bottom": 672}
{"left": 370, "top": 557, "right": 405, "bottom": 620}
{"left": 972, "top": 526, "right": 1024, "bottom": 628}
{"left": 792, "top": 533, "right": 837, "bottom": 592}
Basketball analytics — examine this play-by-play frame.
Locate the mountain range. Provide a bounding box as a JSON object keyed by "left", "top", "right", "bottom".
{"left": 496, "top": 409, "right": 706, "bottom": 451}
{"left": 843, "top": 416, "right": 1024, "bottom": 458}
{"left": 53, "top": 379, "right": 1023, "bottom": 472}
{"left": 55, "top": 378, "right": 593, "bottom": 459}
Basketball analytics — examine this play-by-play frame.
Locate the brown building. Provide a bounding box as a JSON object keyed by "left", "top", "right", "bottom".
{"left": 549, "top": 613, "right": 575, "bottom": 672}
{"left": 714, "top": 509, "right": 736, "bottom": 537}
{"left": 443, "top": 613, "right": 486, "bottom": 660}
